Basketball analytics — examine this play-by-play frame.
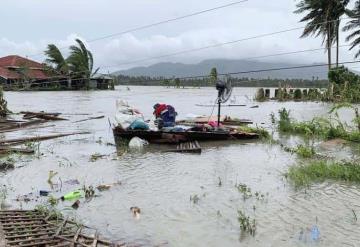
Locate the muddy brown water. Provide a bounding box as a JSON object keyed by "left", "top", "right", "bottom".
{"left": 0, "top": 86, "right": 359, "bottom": 246}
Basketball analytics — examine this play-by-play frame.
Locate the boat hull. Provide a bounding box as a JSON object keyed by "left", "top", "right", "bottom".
{"left": 113, "top": 127, "right": 259, "bottom": 144}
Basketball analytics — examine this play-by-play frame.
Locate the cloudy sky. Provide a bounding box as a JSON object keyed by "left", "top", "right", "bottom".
{"left": 0, "top": 0, "right": 359, "bottom": 72}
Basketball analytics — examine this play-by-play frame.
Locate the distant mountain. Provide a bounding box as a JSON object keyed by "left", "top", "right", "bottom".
{"left": 113, "top": 59, "right": 328, "bottom": 80}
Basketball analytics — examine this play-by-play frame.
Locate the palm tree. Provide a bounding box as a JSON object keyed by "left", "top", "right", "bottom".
{"left": 44, "top": 44, "right": 68, "bottom": 74}
{"left": 333, "top": 0, "right": 350, "bottom": 67}
{"left": 67, "top": 39, "right": 98, "bottom": 89}
{"left": 44, "top": 39, "right": 98, "bottom": 89}
{"left": 294, "top": 0, "right": 349, "bottom": 70}
{"left": 343, "top": 1, "right": 360, "bottom": 58}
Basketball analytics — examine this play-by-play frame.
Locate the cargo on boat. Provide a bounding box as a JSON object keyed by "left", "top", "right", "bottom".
{"left": 176, "top": 115, "right": 253, "bottom": 126}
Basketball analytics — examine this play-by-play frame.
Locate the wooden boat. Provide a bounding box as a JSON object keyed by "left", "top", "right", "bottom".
{"left": 113, "top": 126, "right": 259, "bottom": 144}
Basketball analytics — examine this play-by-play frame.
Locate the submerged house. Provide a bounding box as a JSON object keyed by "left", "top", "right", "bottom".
{"left": 0, "top": 55, "right": 50, "bottom": 88}
{"left": 90, "top": 73, "right": 114, "bottom": 89}
{"left": 0, "top": 55, "right": 113, "bottom": 90}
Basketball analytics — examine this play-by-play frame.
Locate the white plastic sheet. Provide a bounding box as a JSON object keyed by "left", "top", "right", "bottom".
{"left": 115, "top": 100, "right": 143, "bottom": 129}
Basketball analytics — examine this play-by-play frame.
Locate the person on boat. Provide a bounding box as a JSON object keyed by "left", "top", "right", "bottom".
{"left": 153, "top": 103, "right": 177, "bottom": 128}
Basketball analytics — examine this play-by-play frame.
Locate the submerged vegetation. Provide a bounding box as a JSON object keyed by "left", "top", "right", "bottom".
{"left": 283, "top": 144, "right": 316, "bottom": 158}
{"left": 276, "top": 107, "right": 360, "bottom": 142}
{"left": 287, "top": 160, "right": 360, "bottom": 187}
{"left": 238, "top": 210, "right": 256, "bottom": 236}
{"left": 0, "top": 86, "right": 10, "bottom": 117}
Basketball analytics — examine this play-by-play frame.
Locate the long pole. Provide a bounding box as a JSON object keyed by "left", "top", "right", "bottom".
{"left": 217, "top": 99, "right": 221, "bottom": 128}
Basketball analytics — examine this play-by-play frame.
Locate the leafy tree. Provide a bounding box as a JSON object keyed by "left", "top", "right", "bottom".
{"left": 210, "top": 67, "right": 218, "bottom": 84}
{"left": 174, "top": 78, "right": 181, "bottom": 88}
{"left": 328, "top": 66, "right": 360, "bottom": 85}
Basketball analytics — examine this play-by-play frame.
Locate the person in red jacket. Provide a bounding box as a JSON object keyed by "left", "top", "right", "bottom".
{"left": 153, "top": 103, "right": 167, "bottom": 118}
{"left": 153, "top": 103, "right": 177, "bottom": 128}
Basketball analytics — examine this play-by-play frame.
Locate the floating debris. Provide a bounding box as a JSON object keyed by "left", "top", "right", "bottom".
{"left": 71, "top": 200, "right": 81, "bottom": 209}
{"left": 163, "top": 141, "right": 202, "bottom": 153}
{"left": 96, "top": 181, "right": 121, "bottom": 191}
{"left": 0, "top": 209, "right": 126, "bottom": 246}
{"left": 74, "top": 115, "right": 105, "bottom": 123}
{"left": 130, "top": 206, "right": 141, "bottom": 219}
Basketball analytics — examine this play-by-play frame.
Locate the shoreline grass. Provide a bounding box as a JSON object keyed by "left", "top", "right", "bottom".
{"left": 286, "top": 160, "right": 360, "bottom": 187}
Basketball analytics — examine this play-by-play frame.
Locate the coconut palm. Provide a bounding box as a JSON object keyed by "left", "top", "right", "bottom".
{"left": 44, "top": 44, "right": 68, "bottom": 74}
{"left": 67, "top": 39, "right": 98, "bottom": 88}
{"left": 333, "top": 0, "right": 350, "bottom": 67}
{"left": 343, "top": 1, "right": 360, "bottom": 58}
{"left": 44, "top": 39, "right": 98, "bottom": 89}
{"left": 294, "top": 0, "right": 349, "bottom": 69}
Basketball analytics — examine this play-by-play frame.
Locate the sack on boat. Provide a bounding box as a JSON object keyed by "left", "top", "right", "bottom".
{"left": 129, "top": 137, "right": 148, "bottom": 148}
{"left": 115, "top": 100, "right": 144, "bottom": 129}
{"left": 128, "top": 119, "right": 149, "bottom": 130}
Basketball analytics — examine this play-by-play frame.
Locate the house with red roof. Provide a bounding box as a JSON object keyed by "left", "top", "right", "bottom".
{"left": 0, "top": 55, "right": 112, "bottom": 90}
{"left": 0, "top": 55, "right": 50, "bottom": 88}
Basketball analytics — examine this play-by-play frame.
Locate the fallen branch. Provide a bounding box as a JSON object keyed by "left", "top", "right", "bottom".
{"left": 0, "top": 119, "right": 47, "bottom": 132}
{"left": 73, "top": 115, "right": 105, "bottom": 123}
{"left": 0, "top": 124, "right": 56, "bottom": 134}
{"left": 0, "top": 147, "right": 35, "bottom": 154}
{"left": 20, "top": 111, "right": 68, "bottom": 121}
{"left": 0, "top": 132, "right": 91, "bottom": 146}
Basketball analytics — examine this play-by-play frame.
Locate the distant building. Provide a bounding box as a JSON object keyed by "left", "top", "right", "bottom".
{"left": 90, "top": 73, "right": 114, "bottom": 90}
{"left": 0, "top": 55, "right": 50, "bottom": 88}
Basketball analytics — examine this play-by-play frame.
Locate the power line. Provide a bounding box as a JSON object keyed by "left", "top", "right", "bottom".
{"left": 92, "top": 16, "right": 359, "bottom": 70}
{"left": 39, "top": 60, "right": 360, "bottom": 85}
{"left": 29, "top": 14, "right": 359, "bottom": 76}
{"left": 88, "top": 0, "right": 248, "bottom": 43}
{"left": 41, "top": 43, "right": 351, "bottom": 81}
{"left": 27, "top": 0, "right": 248, "bottom": 58}
{"left": 102, "top": 44, "right": 352, "bottom": 69}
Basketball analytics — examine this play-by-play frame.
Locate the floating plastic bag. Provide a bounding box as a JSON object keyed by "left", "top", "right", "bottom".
{"left": 129, "top": 137, "right": 148, "bottom": 149}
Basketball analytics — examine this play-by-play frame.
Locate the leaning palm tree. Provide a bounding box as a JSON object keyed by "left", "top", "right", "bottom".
{"left": 67, "top": 39, "right": 98, "bottom": 89}
{"left": 333, "top": 0, "right": 350, "bottom": 67}
{"left": 294, "top": 0, "right": 349, "bottom": 69}
{"left": 343, "top": 1, "right": 360, "bottom": 58}
{"left": 44, "top": 44, "right": 68, "bottom": 74}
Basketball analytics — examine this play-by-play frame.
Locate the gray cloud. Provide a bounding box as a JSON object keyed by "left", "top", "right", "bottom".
{"left": 0, "top": 0, "right": 358, "bottom": 72}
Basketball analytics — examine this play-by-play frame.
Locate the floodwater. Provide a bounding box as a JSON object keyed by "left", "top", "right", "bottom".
{"left": 0, "top": 86, "right": 359, "bottom": 247}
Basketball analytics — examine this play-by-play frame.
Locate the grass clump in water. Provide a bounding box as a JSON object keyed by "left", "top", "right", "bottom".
{"left": 286, "top": 160, "right": 360, "bottom": 187}
{"left": 276, "top": 107, "right": 360, "bottom": 142}
{"left": 238, "top": 210, "right": 256, "bottom": 236}
{"left": 283, "top": 144, "right": 316, "bottom": 158}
